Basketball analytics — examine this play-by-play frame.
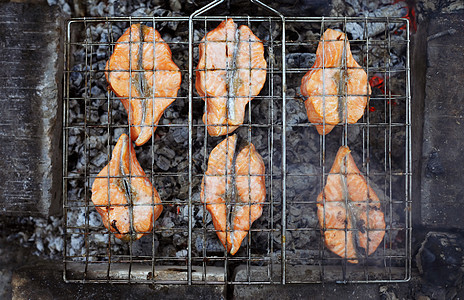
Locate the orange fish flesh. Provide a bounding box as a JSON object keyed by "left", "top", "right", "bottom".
{"left": 200, "top": 134, "right": 266, "bottom": 254}
{"left": 106, "top": 24, "right": 181, "bottom": 146}
{"left": 317, "top": 146, "right": 385, "bottom": 263}
{"left": 196, "top": 18, "right": 267, "bottom": 136}
{"left": 300, "top": 29, "right": 371, "bottom": 135}
{"left": 91, "top": 134, "right": 163, "bottom": 241}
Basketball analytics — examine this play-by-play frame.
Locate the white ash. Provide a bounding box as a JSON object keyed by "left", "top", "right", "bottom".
{"left": 175, "top": 249, "right": 188, "bottom": 258}
{"left": 285, "top": 98, "right": 308, "bottom": 126}
{"left": 346, "top": 2, "right": 408, "bottom": 39}
{"left": 6, "top": 217, "right": 64, "bottom": 259}
{"left": 47, "top": 0, "right": 71, "bottom": 15}
{"left": 159, "top": 213, "right": 176, "bottom": 238}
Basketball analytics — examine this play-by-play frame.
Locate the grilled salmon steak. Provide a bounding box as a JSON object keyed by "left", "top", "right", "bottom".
{"left": 91, "top": 134, "right": 163, "bottom": 241}
{"left": 317, "top": 146, "right": 385, "bottom": 263}
{"left": 300, "top": 29, "right": 371, "bottom": 135}
{"left": 200, "top": 135, "right": 266, "bottom": 255}
{"left": 196, "top": 18, "right": 267, "bottom": 136}
{"left": 106, "top": 24, "right": 181, "bottom": 146}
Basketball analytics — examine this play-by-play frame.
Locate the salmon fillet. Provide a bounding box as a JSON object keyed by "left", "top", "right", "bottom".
{"left": 91, "top": 134, "right": 163, "bottom": 241}
{"left": 200, "top": 135, "right": 266, "bottom": 254}
{"left": 105, "top": 24, "right": 181, "bottom": 146}
{"left": 300, "top": 29, "right": 371, "bottom": 135}
{"left": 317, "top": 146, "right": 385, "bottom": 263}
{"left": 196, "top": 19, "right": 267, "bottom": 136}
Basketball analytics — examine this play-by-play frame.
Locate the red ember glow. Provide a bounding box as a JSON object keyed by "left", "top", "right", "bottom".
{"left": 394, "top": 1, "right": 417, "bottom": 34}
{"left": 369, "top": 75, "right": 388, "bottom": 94}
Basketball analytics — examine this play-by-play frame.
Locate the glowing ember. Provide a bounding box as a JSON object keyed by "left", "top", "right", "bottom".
{"left": 394, "top": 1, "right": 417, "bottom": 34}
{"left": 369, "top": 75, "right": 388, "bottom": 94}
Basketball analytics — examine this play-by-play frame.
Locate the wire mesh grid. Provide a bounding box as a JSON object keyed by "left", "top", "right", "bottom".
{"left": 63, "top": 1, "right": 411, "bottom": 285}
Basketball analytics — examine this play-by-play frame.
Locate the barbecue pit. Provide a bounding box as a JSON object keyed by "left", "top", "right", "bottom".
{"left": 61, "top": 0, "right": 411, "bottom": 285}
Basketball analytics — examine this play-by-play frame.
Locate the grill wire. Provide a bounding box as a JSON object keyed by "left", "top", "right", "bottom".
{"left": 63, "top": 0, "right": 411, "bottom": 284}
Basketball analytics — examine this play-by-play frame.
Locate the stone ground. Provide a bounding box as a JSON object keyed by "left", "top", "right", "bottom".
{"left": 2, "top": 0, "right": 464, "bottom": 299}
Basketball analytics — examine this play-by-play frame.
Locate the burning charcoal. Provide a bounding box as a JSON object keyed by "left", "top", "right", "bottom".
{"left": 390, "top": 34, "right": 407, "bottom": 57}
{"left": 68, "top": 135, "right": 79, "bottom": 147}
{"left": 331, "top": 0, "right": 355, "bottom": 17}
{"left": 369, "top": 1, "right": 408, "bottom": 18}
{"left": 70, "top": 67, "right": 83, "bottom": 88}
{"left": 88, "top": 211, "right": 102, "bottom": 228}
{"left": 171, "top": 127, "right": 188, "bottom": 144}
{"left": 130, "top": 6, "right": 150, "bottom": 17}
{"left": 160, "top": 214, "right": 175, "bottom": 238}
{"left": 56, "top": 0, "right": 411, "bottom": 280}
{"left": 86, "top": 108, "right": 100, "bottom": 123}
{"left": 89, "top": 2, "right": 106, "bottom": 16}
{"left": 47, "top": 236, "right": 64, "bottom": 254}
{"left": 73, "top": 49, "right": 85, "bottom": 63}
{"left": 92, "top": 61, "right": 107, "bottom": 72}
{"left": 92, "top": 24, "right": 103, "bottom": 37}
{"left": 286, "top": 99, "right": 307, "bottom": 126}
{"left": 69, "top": 208, "right": 85, "bottom": 228}
{"left": 91, "top": 152, "right": 107, "bottom": 168}
{"left": 90, "top": 85, "right": 103, "bottom": 98}
{"left": 131, "top": 235, "right": 159, "bottom": 256}
{"left": 113, "top": 127, "right": 126, "bottom": 141}
{"left": 195, "top": 235, "right": 225, "bottom": 253}
{"left": 100, "top": 31, "right": 108, "bottom": 44}
{"left": 160, "top": 244, "right": 176, "bottom": 257}
{"left": 169, "top": 0, "right": 182, "bottom": 12}
{"left": 89, "top": 134, "right": 106, "bottom": 150}
{"left": 70, "top": 234, "right": 85, "bottom": 256}
{"left": 346, "top": 3, "right": 408, "bottom": 39}
{"left": 365, "top": 3, "right": 408, "bottom": 37}
{"left": 178, "top": 184, "right": 189, "bottom": 200}
{"left": 35, "top": 238, "right": 44, "bottom": 253}
{"left": 175, "top": 249, "right": 188, "bottom": 258}
{"left": 196, "top": 205, "right": 212, "bottom": 225}
{"left": 272, "top": 225, "right": 282, "bottom": 248}
{"left": 156, "top": 155, "right": 171, "bottom": 171}
{"left": 346, "top": 22, "right": 364, "bottom": 40}
{"left": 158, "top": 146, "right": 176, "bottom": 160}
{"left": 287, "top": 164, "right": 318, "bottom": 194}
{"left": 347, "top": 125, "right": 361, "bottom": 144}
{"left": 300, "top": 53, "right": 316, "bottom": 69}
{"left": 99, "top": 113, "right": 110, "bottom": 124}
{"left": 193, "top": 29, "right": 205, "bottom": 44}
{"left": 286, "top": 53, "right": 316, "bottom": 69}
{"left": 176, "top": 159, "right": 189, "bottom": 173}
{"left": 175, "top": 204, "right": 188, "bottom": 223}
{"left": 344, "top": 0, "right": 361, "bottom": 12}
{"left": 170, "top": 156, "right": 181, "bottom": 168}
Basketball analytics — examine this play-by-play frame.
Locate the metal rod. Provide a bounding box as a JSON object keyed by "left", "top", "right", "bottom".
{"left": 63, "top": 12, "right": 411, "bottom": 284}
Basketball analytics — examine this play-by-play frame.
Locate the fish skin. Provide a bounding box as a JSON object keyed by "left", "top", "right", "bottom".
{"left": 301, "top": 29, "right": 371, "bottom": 135}
{"left": 105, "top": 24, "right": 181, "bottom": 146}
{"left": 200, "top": 135, "right": 266, "bottom": 255}
{"left": 196, "top": 18, "right": 267, "bottom": 136}
{"left": 91, "top": 134, "right": 163, "bottom": 241}
{"left": 317, "top": 146, "right": 385, "bottom": 263}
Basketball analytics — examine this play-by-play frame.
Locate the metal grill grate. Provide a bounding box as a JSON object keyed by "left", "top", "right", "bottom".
{"left": 63, "top": 0, "right": 411, "bottom": 284}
